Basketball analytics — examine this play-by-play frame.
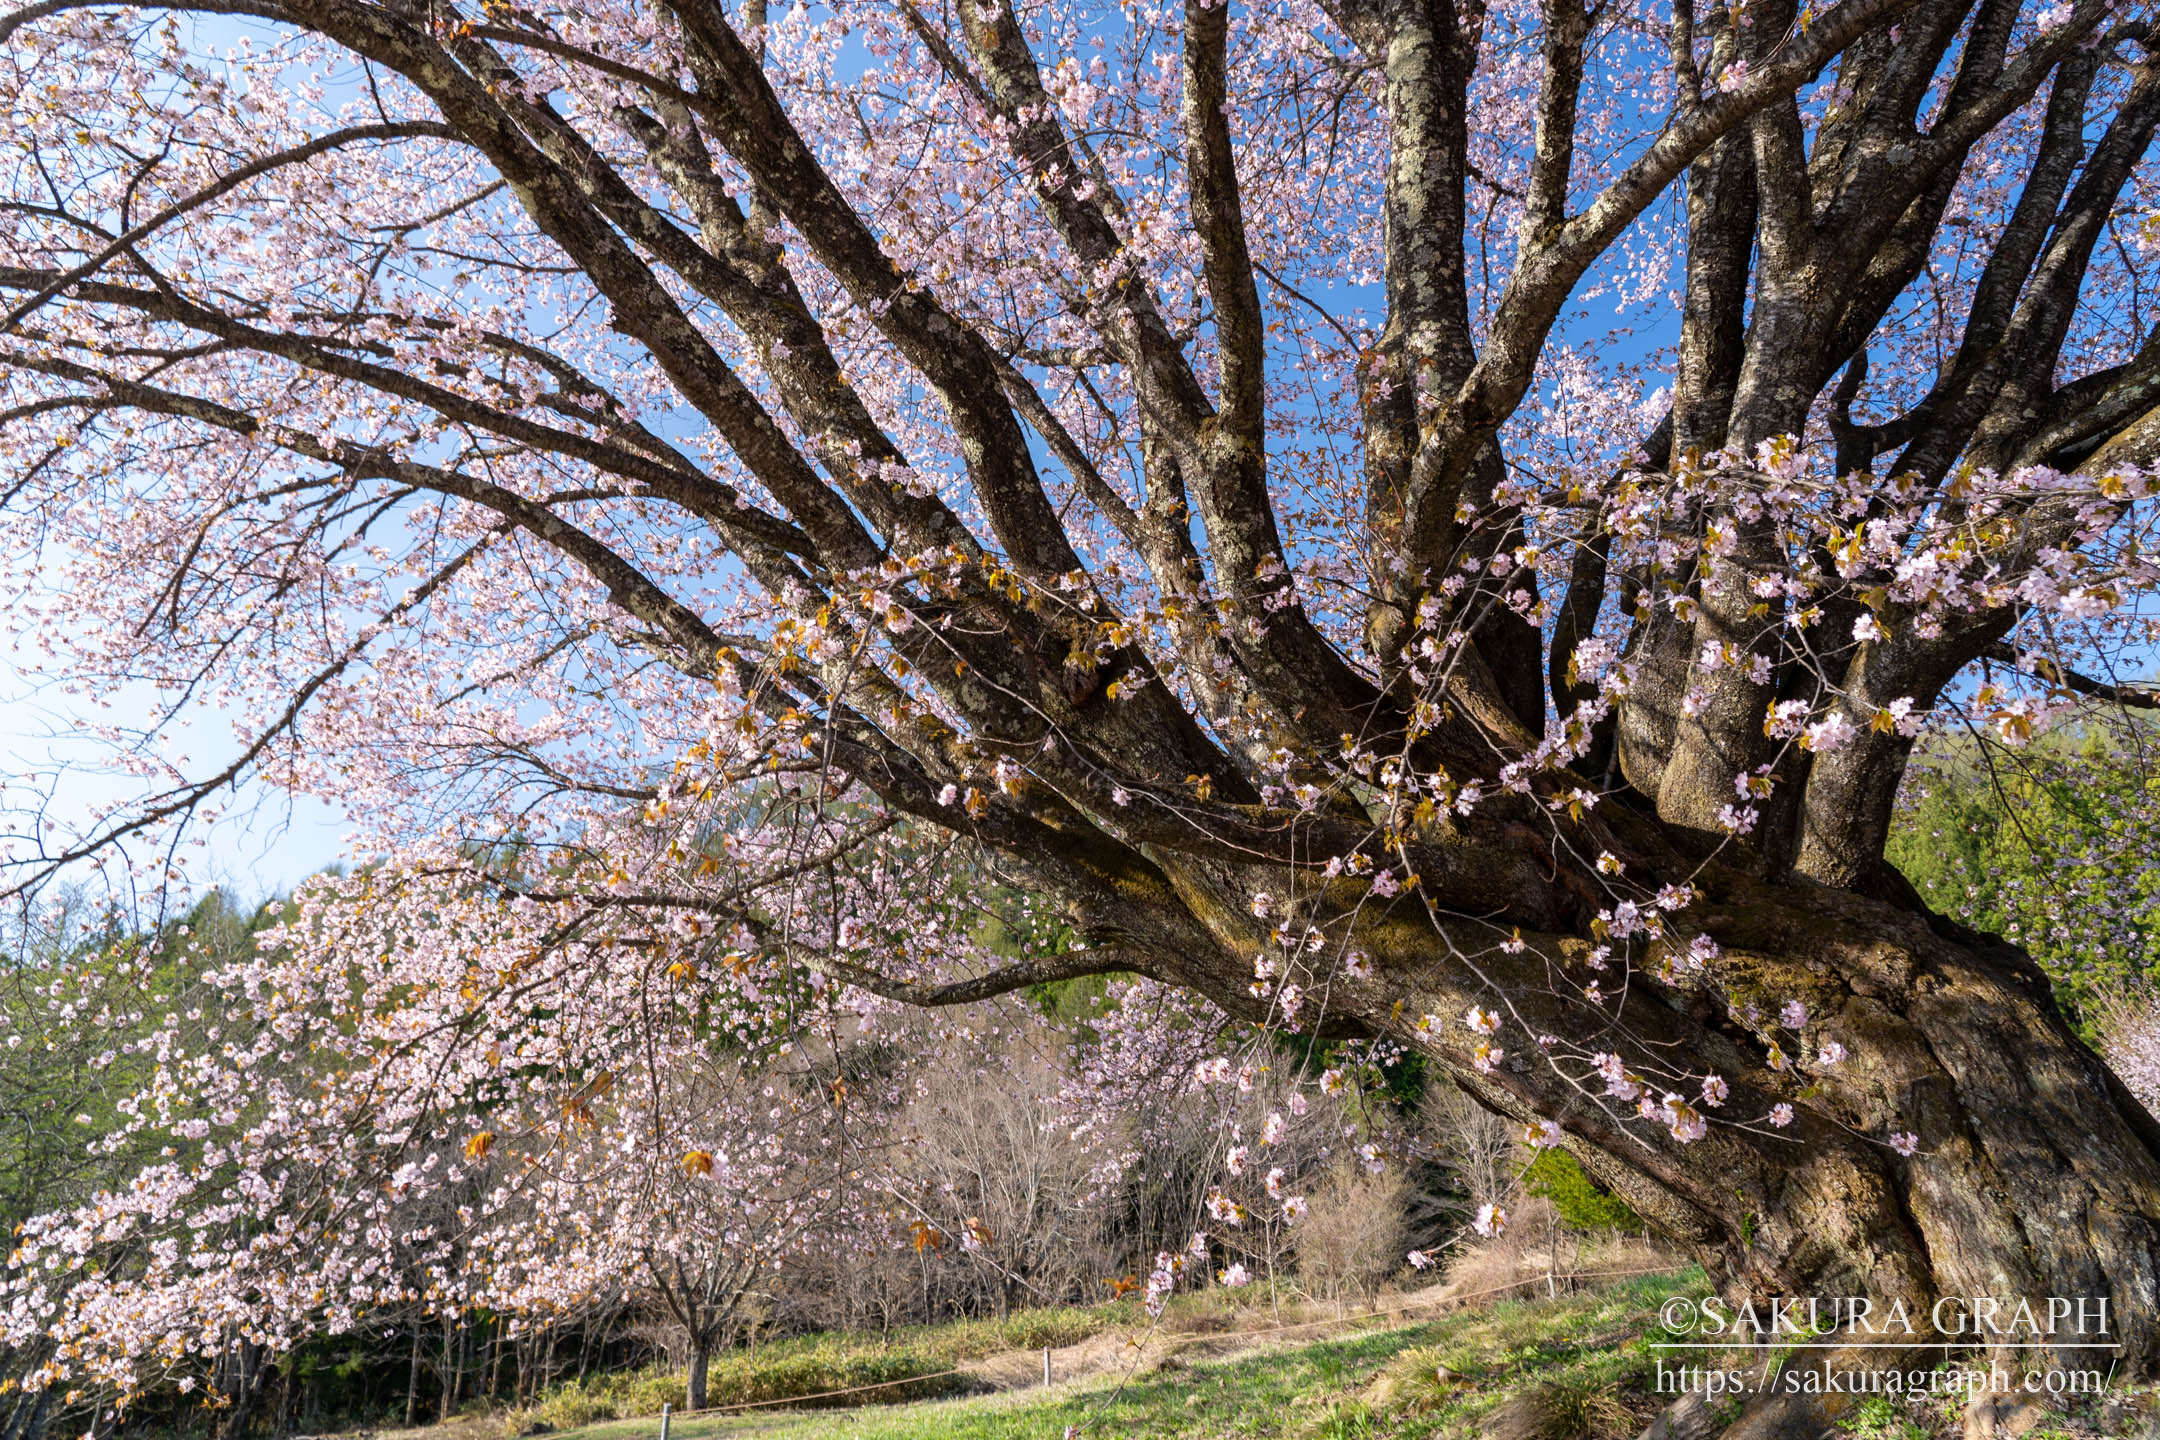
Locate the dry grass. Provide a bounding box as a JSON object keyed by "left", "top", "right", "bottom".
{"left": 1433, "top": 1199, "right": 1671, "bottom": 1307}
{"left": 1295, "top": 1165, "right": 1412, "bottom": 1307}
{"left": 1480, "top": 1376, "right": 1640, "bottom": 1440}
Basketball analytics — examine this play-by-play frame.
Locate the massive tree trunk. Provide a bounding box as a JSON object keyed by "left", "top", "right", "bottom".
{"left": 1118, "top": 838, "right": 2160, "bottom": 1433}
{"left": 1584, "top": 878, "right": 2160, "bottom": 1386}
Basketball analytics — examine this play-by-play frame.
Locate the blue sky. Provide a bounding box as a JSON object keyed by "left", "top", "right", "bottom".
{"left": 0, "top": 646, "right": 352, "bottom": 904}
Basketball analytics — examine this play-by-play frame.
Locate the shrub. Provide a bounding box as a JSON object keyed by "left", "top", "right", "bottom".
{"left": 1296, "top": 1164, "right": 1412, "bottom": 1304}
{"left": 1523, "top": 1151, "right": 1641, "bottom": 1232}
{"left": 502, "top": 1374, "right": 637, "bottom": 1435}
{"left": 498, "top": 1346, "right": 966, "bottom": 1434}
{"left": 875, "top": 1303, "right": 1123, "bottom": 1359}
{"left": 697, "top": 1345, "right": 966, "bottom": 1409}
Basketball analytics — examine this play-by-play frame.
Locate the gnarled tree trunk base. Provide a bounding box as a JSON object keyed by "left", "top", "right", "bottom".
{"left": 1552, "top": 877, "right": 2160, "bottom": 1440}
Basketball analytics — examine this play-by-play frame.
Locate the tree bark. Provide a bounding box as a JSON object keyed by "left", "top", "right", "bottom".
{"left": 403, "top": 1325, "right": 421, "bottom": 1428}
{"left": 1473, "top": 872, "right": 2156, "bottom": 1435}
{"left": 1136, "top": 844, "right": 2160, "bottom": 1435}
{"left": 1666, "top": 880, "right": 2156, "bottom": 1352}
{"left": 685, "top": 1344, "right": 709, "bottom": 1414}
{"left": 213, "top": 1343, "right": 271, "bottom": 1440}
{"left": 438, "top": 1316, "right": 457, "bottom": 1422}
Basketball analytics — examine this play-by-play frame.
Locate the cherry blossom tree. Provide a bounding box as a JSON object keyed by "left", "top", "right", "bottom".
{"left": 4, "top": 0, "right": 2160, "bottom": 1431}
{"left": 479, "top": 1065, "right": 866, "bottom": 1413}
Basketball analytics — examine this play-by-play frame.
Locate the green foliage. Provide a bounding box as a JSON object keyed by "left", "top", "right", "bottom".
{"left": 698, "top": 1349, "right": 966, "bottom": 1412}
{"left": 810, "top": 1303, "right": 1128, "bottom": 1362}
{"left": 504, "top": 1374, "right": 660, "bottom": 1435}
{"left": 1300, "top": 1398, "right": 1380, "bottom": 1439}
{"left": 917, "top": 1307, "right": 1124, "bottom": 1356}
{"left": 1021, "top": 968, "right": 1120, "bottom": 1026}
{"left": 1522, "top": 1151, "right": 1642, "bottom": 1232}
{"left": 1886, "top": 726, "right": 2160, "bottom": 1030}
{"left": 1836, "top": 1396, "right": 1929, "bottom": 1439}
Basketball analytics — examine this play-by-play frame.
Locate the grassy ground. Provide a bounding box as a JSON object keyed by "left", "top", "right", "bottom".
{"left": 497, "top": 1305, "right": 1143, "bottom": 1433}
{"left": 527, "top": 1271, "right": 1706, "bottom": 1440}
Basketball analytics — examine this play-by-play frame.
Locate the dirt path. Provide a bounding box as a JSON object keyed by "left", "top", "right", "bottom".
{"left": 304, "top": 1417, "right": 512, "bottom": 1440}
{"left": 957, "top": 1283, "right": 1464, "bottom": 1396}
